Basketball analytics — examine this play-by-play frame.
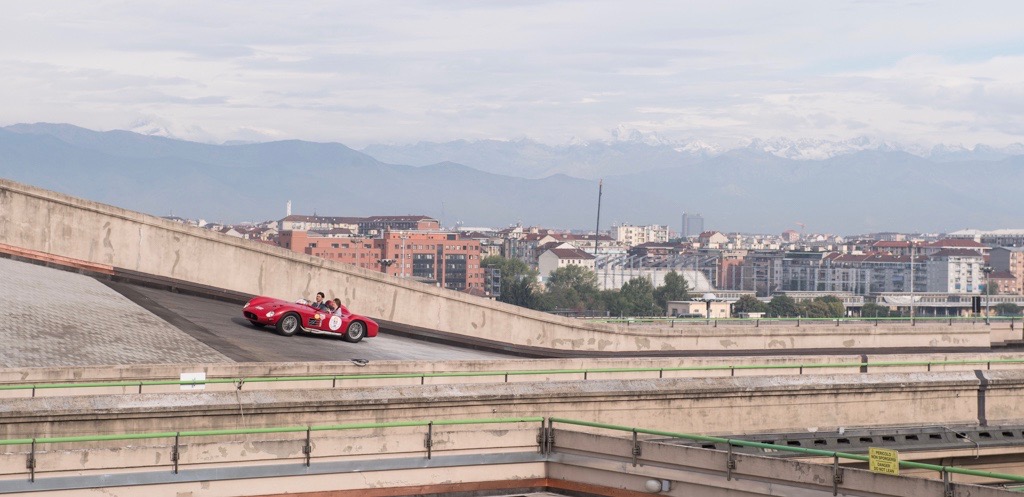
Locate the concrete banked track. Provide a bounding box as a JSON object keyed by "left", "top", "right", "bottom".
{"left": 0, "top": 178, "right": 1001, "bottom": 357}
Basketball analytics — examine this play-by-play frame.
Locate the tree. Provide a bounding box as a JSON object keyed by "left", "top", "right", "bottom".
{"left": 795, "top": 296, "right": 845, "bottom": 318}
{"left": 653, "top": 271, "right": 690, "bottom": 311}
{"left": 995, "top": 303, "right": 1022, "bottom": 316}
{"left": 816, "top": 295, "right": 846, "bottom": 318}
{"left": 600, "top": 289, "right": 629, "bottom": 317}
{"left": 540, "top": 265, "right": 602, "bottom": 313}
{"left": 617, "top": 277, "right": 660, "bottom": 316}
{"left": 767, "top": 295, "right": 799, "bottom": 317}
{"left": 861, "top": 302, "right": 893, "bottom": 318}
{"left": 733, "top": 295, "right": 768, "bottom": 315}
{"left": 482, "top": 255, "right": 540, "bottom": 309}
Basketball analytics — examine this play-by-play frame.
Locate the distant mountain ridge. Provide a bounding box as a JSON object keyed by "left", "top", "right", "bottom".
{"left": 361, "top": 136, "right": 1024, "bottom": 180}
{"left": 2, "top": 123, "right": 1022, "bottom": 234}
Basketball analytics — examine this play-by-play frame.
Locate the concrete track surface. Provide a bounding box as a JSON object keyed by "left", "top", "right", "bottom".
{"left": 0, "top": 257, "right": 513, "bottom": 367}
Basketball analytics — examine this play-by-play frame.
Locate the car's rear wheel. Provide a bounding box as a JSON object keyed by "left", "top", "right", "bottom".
{"left": 275, "top": 313, "right": 300, "bottom": 337}
{"left": 343, "top": 321, "right": 365, "bottom": 343}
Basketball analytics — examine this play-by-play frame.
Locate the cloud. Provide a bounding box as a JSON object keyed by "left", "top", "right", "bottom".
{"left": 1, "top": 1, "right": 1024, "bottom": 148}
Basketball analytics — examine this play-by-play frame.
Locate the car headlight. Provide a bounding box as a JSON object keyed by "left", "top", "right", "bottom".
{"left": 244, "top": 302, "right": 251, "bottom": 308}
{"left": 266, "top": 311, "right": 276, "bottom": 318}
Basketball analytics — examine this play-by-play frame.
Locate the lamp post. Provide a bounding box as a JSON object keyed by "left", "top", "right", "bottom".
{"left": 400, "top": 233, "right": 409, "bottom": 278}
{"left": 983, "top": 265, "right": 993, "bottom": 325}
{"left": 377, "top": 258, "right": 395, "bottom": 275}
{"left": 701, "top": 292, "right": 717, "bottom": 321}
{"left": 909, "top": 244, "right": 915, "bottom": 323}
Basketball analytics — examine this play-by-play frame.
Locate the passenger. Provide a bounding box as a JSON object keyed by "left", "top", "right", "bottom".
{"left": 310, "top": 292, "right": 329, "bottom": 311}
{"left": 329, "top": 298, "right": 344, "bottom": 316}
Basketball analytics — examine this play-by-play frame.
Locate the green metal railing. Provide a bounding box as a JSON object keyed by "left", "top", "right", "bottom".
{"left": 0, "top": 417, "right": 544, "bottom": 447}
{"left": 550, "top": 417, "right": 1024, "bottom": 486}
{"left": 3, "top": 416, "right": 545, "bottom": 480}
{"left": 592, "top": 315, "right": 1019, "bottom": 326}
{"left": 3, "top": 415, "right": 1024, "bottom": 490}
{"left": 4, "top": 357, "right": 1024, "bottom": 397}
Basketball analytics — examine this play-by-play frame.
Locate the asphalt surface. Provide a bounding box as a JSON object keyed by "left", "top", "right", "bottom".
{"left": 121, "top": 283, "right": 515, "bottom": 362}
{"left": 0, "top": 257, "right": 513, "bottom": 367}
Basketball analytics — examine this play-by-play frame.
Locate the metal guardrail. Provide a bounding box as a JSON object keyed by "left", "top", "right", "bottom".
{"left": 3, "top": 415, "right": 1023, "bottom": 491}
{"left": 1, "top": 417, "right": 545, "bottom": 481}
{"left": 3, "top": 357, "right": 1024, "bottom": 397}
{"left": 590, "top": 316, "right": 1020, "bottom": 327}
{"left": 0, "top": 417, "right": 545, "bottom": 447}
{"left": 549, "top": 417, "right": 1024, "bottom": 488}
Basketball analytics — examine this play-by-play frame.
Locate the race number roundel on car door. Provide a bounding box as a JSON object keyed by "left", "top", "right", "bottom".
{"left": 329, "top": 315, "right": 343, "bottom": 331}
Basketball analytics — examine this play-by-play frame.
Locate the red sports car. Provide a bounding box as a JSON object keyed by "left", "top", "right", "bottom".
{"left": 242, "top": 296, "right": 379, "bottom": 342}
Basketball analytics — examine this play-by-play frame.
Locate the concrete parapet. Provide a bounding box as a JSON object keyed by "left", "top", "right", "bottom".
{"left": 0, "top": 422, "right": 1013, "bottom": 497}
{"left": 5, "top": 352, "right": 1024, "bottom": 400}
{"left": 0, "top": 370, "right": 1009, "bottom": 445}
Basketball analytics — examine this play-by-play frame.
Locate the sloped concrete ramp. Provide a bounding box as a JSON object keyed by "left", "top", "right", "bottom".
{"left": 0, "top": 256, "right": 231, "bottom": 367}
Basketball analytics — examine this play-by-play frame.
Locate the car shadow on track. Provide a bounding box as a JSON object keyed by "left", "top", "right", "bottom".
{"left": 232, "top": 316, "right": 364, "bottom": 344}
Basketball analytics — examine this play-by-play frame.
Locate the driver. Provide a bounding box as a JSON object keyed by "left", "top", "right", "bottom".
{"left": 310, "top": 292, "right": 329, "bottom": 311}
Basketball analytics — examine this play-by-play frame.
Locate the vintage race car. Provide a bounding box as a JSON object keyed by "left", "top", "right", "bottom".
{"left": 242, "top": 296, "right": 379, "bottom": 342}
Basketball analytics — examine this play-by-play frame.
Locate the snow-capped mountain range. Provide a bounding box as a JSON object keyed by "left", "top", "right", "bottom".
{"left": 4, "top": 122, "right": 1023, "bottom": 234}
{"left": 361, "top": 133, "right": 1024, "bottom": 180}
{"left": 118, "top": 119, "right": 1024, "bottom": 175}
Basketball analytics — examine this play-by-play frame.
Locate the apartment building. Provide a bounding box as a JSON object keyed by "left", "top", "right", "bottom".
{"left": 504, "top": 231, "right": 620, "bottom": 267}
{"left": 278, "top": 229, "right": 484, "bottom": 292}
{"left": 358, "top": 215, "right": 440, "bottom": 235}
{"left": 538, "top": 247, "right": 596, "bottom": 280}
{"left": 278, "top": 214, "right": 439, "bottom": 235}
{"left": 739, "top": 251, "right": 784, "bottom": 296}
{"left": 278, "top": 215, "right": 361, "bottom": 232}
{"left": 697, "top": 231, "right": 729, "bottom": 248}
{"left": 925, "top": 249, "right": 984, "bottom": 293}
{"left": 920, "top": 238, "right": 989, "bottom": 257}
{"left": 614, "top": 223, "right": 670, "bottom": 248}
{"left": 819, "top": 253, "right": 925, "bottom": 295}
{"left": 990, "top": 246, "right": 1024, "bottom": 295}
{"left": 948, "top": 229, "right": 1024, "bottom": 247}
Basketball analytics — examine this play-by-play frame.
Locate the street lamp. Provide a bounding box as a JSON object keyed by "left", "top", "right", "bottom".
{"left": 909, "top": 244, "right": 915, "bottom": 323}
{"left": 983, "top": 265, "right": 993, "bottom": 325}
{"left": 400, "top": 233, "right": 409, "bottom": 278}
{"left": 377, "top": 258, "right": 395, "bottom": 275}
{"left": 701, "top": 293, "right": 717, "bottom": 321}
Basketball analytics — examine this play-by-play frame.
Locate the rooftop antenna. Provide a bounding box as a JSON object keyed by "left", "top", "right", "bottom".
{"left": 594, "top": 179, "right": 603, "bottom": 256}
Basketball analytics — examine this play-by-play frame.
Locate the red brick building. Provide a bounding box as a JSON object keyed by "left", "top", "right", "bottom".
{"left": 278, "top": 230, "right": 484, "bottom": 292}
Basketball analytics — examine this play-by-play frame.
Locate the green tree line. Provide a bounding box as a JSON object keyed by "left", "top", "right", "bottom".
{"left": 733, "top": 294, "right": 846, "bottom": 318}
{"left": 482, "top": 255, "right": 690, "bottom": 317}
{"left": 483, "top": 256, "right": 862, "bottom": 319}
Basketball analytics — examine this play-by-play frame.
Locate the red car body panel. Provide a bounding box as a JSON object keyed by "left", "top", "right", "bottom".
{"left": 242, "top": 296, "right": 379, "bottom": 339}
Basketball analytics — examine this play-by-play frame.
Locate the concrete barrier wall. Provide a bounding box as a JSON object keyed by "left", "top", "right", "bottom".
{"left": 0, "top": 371, "right": 1001, "bottom": 443}
{"left": 0, "top": 179, "right": 993, "bottom": 353}
{"left": 5, "top": 352, "right": 1024, "bottom": 399}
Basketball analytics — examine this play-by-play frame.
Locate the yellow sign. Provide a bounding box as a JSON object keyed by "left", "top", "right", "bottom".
{"left": 869, "top": 447, "right": 900, "bottom": 475}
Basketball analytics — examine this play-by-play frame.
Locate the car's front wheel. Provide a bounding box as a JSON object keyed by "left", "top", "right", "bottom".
{"left": 275, "top": 313, "right": 300, "bottom": 337}
{"left": 343, "top": 321, "right": 365, "bottom": 343}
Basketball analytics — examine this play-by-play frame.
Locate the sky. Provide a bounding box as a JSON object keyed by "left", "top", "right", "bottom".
{"left": 3, "top": 1, "right": 1024, "bottom": 149}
